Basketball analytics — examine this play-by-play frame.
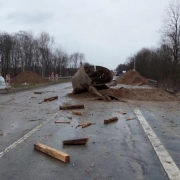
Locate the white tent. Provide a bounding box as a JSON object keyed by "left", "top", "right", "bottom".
{"left": 0, "top": 76, "right": 6, "bottom": 89}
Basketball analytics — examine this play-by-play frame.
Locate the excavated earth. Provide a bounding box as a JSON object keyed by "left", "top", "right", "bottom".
{"left": 115, "top": 70, "right": 148, "bottom": 86}
{"left": 69, "top": 70, "right": 178, "bottom": 101}
{"left": 11, "top": 71, "right": 49, "bottom": 84}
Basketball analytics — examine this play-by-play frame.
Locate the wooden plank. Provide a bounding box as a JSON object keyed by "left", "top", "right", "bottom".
{"left": 75, "top": 123, "right": 86, "bottom": 128}
{"left": 34, "top": 142, "right": 70, "bottom": 162}
{"left": 126, "top": 118, "right": 136, "bottom": 121}
{"left": 63, "top": 138, "right": 89, "bottom": 145}
{"left": 55, "top": 121, "right": 70, "bottom": 124}
{"left": 104, "top": 117, "right": 118, "bottom": 124}
{"left": 34, "top": 92, "right": 42, "bottom": 94}
{"left": 60, "top": 105, "right": 84, "bottom": 110}
{"left": 44, "top": 96, "right": 58, "bottom": 102}
{"left": 72, "top": 110, "right": 82, "bottom": 115}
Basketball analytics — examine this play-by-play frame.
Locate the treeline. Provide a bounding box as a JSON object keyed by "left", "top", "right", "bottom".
{"left": 116, "top": 45, "right": 173, "bottom": 84}
{"left": 0, "top": 31, "right": 90, "bottom": 78}
{"left": 116, "top": 0, "right": 180, "bottom": 89}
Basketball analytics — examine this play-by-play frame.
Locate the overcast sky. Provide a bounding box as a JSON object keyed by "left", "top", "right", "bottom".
{"left": 0, "top": 0, "right": 170, "bottom": 69}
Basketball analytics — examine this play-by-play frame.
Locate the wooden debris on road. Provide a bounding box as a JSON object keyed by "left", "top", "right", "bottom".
{"left": 82, "top": 122, "right": 96, "bottom": 128}
{"left": 34, "top": 142, "right": 70, "bottom": 162}
{"left": 60, "top": 104, "right": 84, "bottom": 110}
{"left": 63, "top": 138, "right": 89, "bottom": 145}
{"left": 44, "top": 96, "right": 58, "bottom": 102}
{"left": 31, "top": 97, "right": 37, "bottom": 98}
{"left": 29, "top": 119, "right": 42, "bottom": 121}
{"left": 72, "top": 110, "right": 82, "bottom": 116}
{"left": 34, "top": 92, "right": 42, "bottom": 94}
{"left": 104, "top": 117, "right": 118, "bottom": 124}
{"left": 75, "top": 122, "right": 96, "bottom": 128}
{"left": 126, "top": 118, "right": 136, "bottom": 121}
{"left": 38, "top": 96, "right": 58, "bottom": 104}
{"left": 120, "top": 112, "right": 126, "bottom": 115}
{"left": 55, "top": 121, "right": 70, "bottom": 124}
{"left": 75, "top": 123, "right": 86, "bottom": 128}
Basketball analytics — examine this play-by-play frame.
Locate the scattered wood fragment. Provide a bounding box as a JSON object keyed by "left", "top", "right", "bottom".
{"left": 75, "top": 123, "right": 86, "bottom": 128}
{"left": 82, "top": 122, "right": 96, "bottom": 128}
{"left": 55, "top": 121, "right": 70, "bottom": 124}
{"left": 38, "top": 96, "right": 58, "bottom": 104}
{"left": 126, "top": 118, "right": 136, "bottom": 121}
{"left": 120, "top": 112, "right": 126, "bottom": 115}
{"left": 75, "top": 122, "right": 96, "bottom": 128}
{"left": 29, "top": 119, "right": 42, "bottom": 121}
{"left": 82, "top": 122, "right": 91, "bottom": 128}
{"left": 104, "top": 117, "right": 118, "bottom": 124}
{"left": 34, "top": 142, "right": 70, "bottom": 163}
{"left": 60, "top": 104, "right": 84, "bottom": 110}
{"left": 31, "top": 97, "right": 37, "bottom": 98}
{"left": 63, "top": 138, "right": 89, "bottom": 145}
{"left": 34, "top": 92, "right": 42, "bottom": 94}
{"left": 72, "top": 110, "right": 82, "bottom": 115}
{"left": 44, "top": 96, "right": 58, "bottom": 102}
{"left": 0, "top": 132, "right": 3, "bottom": 136}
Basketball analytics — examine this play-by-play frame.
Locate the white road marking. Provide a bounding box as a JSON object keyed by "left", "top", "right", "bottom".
{"left": 134, "top": 109, "right": 180, "bottom": 180}
{"left": 0, "top": 112, "right": 59, "bottom": 159}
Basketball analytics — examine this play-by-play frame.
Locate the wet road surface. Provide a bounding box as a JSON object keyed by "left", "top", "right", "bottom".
{"left": 0, "top": 82, "right": 180, "bottom": 180}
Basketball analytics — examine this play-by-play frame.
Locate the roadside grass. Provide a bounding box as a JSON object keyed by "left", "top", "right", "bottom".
{"left": 58, "top": 78, "right": 71, "bottom": 83}
{"left": 10, "top": 78, "right": 71, "bottom": 89}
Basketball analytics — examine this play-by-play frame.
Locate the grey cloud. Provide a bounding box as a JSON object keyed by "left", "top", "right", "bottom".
{"left": 6, "top": 11, "right": 53, "bottom": 24}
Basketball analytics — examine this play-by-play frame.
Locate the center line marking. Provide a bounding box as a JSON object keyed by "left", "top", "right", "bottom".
{"left": 134, "top": 108, "right": 180, "bottom": 180}
{"left": 0, "top": 112, "right": 59, "bottom": 159}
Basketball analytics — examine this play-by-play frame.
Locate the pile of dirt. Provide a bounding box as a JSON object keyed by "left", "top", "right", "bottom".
{"left": 116, "top": 70, "right": 148, "bottom": 85}
{"left": 11, "top": 71, "right": 48, "bottom": 84}
{"left": 100, "top": 87, "right": 178, "bottom": 101}
{"left": 68, "top": 87, "right": 178, "bottom": 101}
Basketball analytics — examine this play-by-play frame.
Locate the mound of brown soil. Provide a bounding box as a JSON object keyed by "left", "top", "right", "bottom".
{"left": 11, "top": 71, "right": 48, "bottom": 84}
{"left": 116, "top": 70, "right": 148, "bottom": 85}
{"left": 100, "top": 87, "right": 177, "bottom": 101}
{"left": 68, "top": 87, "right": 178, "bottom": 101}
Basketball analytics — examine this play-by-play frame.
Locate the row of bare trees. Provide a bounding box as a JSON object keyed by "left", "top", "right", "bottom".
{"left": 116, "top": 0, "right": 180, "bottom": 88}
{"left": 0, "top": 31, "right": 86, "bottom": 78}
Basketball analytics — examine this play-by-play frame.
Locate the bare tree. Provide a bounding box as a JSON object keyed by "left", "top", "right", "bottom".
{"left": 161, "top": 0, "right": 180, "bottom": 88}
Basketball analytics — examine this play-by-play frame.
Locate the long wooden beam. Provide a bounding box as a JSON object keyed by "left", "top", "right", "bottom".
{"left": 104, "top": 117, "right": 118, "bottom": 124}
{"left": 60, "top": 105, "right": 84, "bottom": 110}
{"left": 34, "top": 142, "right": 70, "bottom": 162}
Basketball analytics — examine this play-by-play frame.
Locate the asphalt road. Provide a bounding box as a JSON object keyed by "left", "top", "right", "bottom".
{"left": 0, "top": 82, "right": 180, "bottom": 180}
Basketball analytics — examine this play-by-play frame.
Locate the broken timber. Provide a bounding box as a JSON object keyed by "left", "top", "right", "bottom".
{"left": 44, "top": 96, "right": 58, "bottom": 102}
{"left": 126, "top": 118, "right": 136, "bottom": 121}
{"left": 34, "top": 142, "right": 69, "bottom": 162}
{"left": 60, "top": 104, "right": 84, "bottom": 110}
{"left": 82, "top": 122, "right": 96, "bottom": 128}
{"left": 75, "top": 122, "right": 96, "bottom": 128}
{"left": 104, "top": 117, "right": 118, "bottom": 124}
{"left": 72, "top": 110, "right": 82, "bottom": 115}
{"left": 55, "top": 121, "right": 70, "bottom": 124}
{"left": 34, "top": 92, "right": 42, "bottom": 94}
{"left": 63, "top": 138, "right": 89, "bottom": 145}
